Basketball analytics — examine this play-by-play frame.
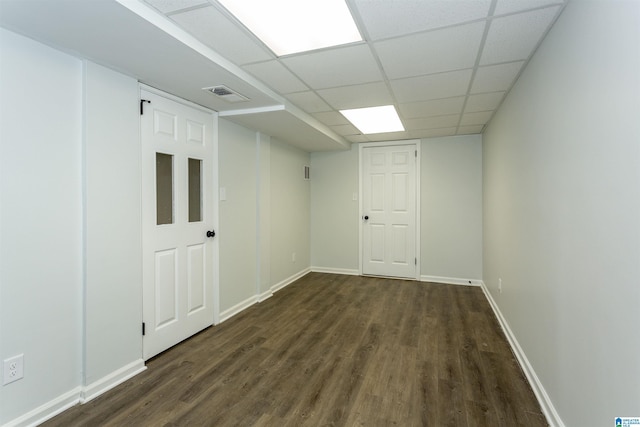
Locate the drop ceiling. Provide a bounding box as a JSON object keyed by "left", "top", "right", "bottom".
{"left": 0, "top": 0, "right": 567, "bottom": 151}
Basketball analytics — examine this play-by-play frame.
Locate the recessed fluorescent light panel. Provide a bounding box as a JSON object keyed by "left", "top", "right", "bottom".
{"left": 217, "top": 0, "right": 362, "bottom": 56}
{"left": 340, "top": 105, "right": 405, "bottom": 134}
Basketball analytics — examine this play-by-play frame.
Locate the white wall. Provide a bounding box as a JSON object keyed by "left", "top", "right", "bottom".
{"left": 83, "top": 61, "right": 143, "bottom": 390}
{"left": 310, "top": 145, "right": 360, "bottom": 272}
{"left": 421, "top": 135, "right": 482, "bottom": 282}
{"left": 218, "top": 119, "right": 258, "bottom": 311}
{"left": 310, "top": 138, "right": 483, "bottom": 283}
{"left": 0, "top": 28, "right": 83, "bottom": 424}
{"left": 1, "top": 28, "right": 316, "bottom": 425}
{"left": 482, "top": 1, "right": 640, "bottom": 425}
{"left": 270, "top": 139, "right": 311, "bottom": 285}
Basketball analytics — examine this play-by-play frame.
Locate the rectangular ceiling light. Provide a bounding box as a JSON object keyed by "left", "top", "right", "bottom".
{"left": 217, "top": 0, "right": 362, "bottom": 56}
{"left": 340, "top": 105, "right": 405, "bottom": 134}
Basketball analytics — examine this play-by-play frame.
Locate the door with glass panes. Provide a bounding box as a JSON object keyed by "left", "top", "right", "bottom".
{"left": 141, "top": 89, "right": 215, "bottom": 360}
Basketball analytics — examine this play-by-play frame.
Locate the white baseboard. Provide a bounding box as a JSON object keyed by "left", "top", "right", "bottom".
{"left": 5, "top": 359, "right": 147, "bottom": 427}
{"left": 80, "top": 359, "right": 146, "bottom": 403}
{"left": 310, "top": 266, "right": 359, "bottom": 276}
{"left": 4, "top": 386, "right": 82, "bottom": 427}
{"left": 219, "top": 294, "right": 259, "bottom": 323}
{"left": 420, "top": 275, "right": 482, "bottom": 286}
{"left": 219, "top": 268, "right": 312, "bottom": 323}
{"left": 271, "top": 267, "right": 311, "bottom": 293}
{"left": 257, "top": 289, "right": 273, "bottom": 303}
{"left": 480, "top": 281, "right": 565, "bottom": 427}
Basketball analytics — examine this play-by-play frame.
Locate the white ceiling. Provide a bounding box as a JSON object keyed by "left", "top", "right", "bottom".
{"left": 0, "top": 0, "right": 567, "bottom": 151}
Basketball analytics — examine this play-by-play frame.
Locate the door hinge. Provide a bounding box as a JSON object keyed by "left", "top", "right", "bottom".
{"left": 415, "top": 150, "right": 417, "bottom": 157}
{"left": 415, "top": 258, "right": 417, "bottom": 265}
{"left": 142, "top": 322, "right": 146, "bottom": 336}
{"left": 140, "top": 99, "right": 151, "bottom": 115}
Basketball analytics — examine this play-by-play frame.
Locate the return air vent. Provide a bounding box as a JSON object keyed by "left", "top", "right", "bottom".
{"left": 203, "top": 85, "right": 249, "bottom": 103}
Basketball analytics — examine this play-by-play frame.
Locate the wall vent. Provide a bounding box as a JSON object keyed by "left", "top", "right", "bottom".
{"left": 203, "top": 85, "right": 249, "bottom": 103}
{"left": 303, "top": 165, "right": 310, "bottom": 180}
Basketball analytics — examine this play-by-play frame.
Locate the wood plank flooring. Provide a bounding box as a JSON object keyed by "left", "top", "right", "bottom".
{"left": 43, "top": 273, "right": 547, "bottom": 426}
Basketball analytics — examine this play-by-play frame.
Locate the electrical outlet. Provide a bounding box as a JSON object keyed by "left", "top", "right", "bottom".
{"left": 498, "top": 278, "right": 503, "bottom": 294}
{"left": 3, "top": 354, "right": 24, "bottom": 385}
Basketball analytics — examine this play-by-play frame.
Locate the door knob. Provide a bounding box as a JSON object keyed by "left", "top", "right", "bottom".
{"left": 363, "top": 215, "right": 369, "bottom": 220}
{"left": 206, "top": 230, "right": 216, "bottom": 238}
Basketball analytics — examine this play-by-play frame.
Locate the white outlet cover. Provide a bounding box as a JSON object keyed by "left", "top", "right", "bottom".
{"left": 3, "top": 354, "right": 24, "bottom": 385}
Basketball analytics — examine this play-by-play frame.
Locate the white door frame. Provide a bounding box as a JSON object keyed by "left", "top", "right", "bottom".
{"left": 139, "top": 84, "right": 220, "bottom": 330}
{"left": 358, "top": 140, "right": 421, "bottom": 280}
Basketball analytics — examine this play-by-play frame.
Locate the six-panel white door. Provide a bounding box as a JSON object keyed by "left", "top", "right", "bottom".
{"left": 141, "top": 90, "right": 215, "bottom": 360}
{"left": 362, "top": 144, "right": 417, "bottom": 279}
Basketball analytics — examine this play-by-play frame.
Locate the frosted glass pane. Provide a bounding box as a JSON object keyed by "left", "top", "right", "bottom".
{"left": 188, "top": 158, "right": 202, "bottom": 222}
{"left": 156, "top": 153, "right": 173, "bottom": 225}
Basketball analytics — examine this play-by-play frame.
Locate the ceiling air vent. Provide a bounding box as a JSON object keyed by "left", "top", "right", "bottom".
{"left": 203, "top": 85, "right": 249, "bottom": 103}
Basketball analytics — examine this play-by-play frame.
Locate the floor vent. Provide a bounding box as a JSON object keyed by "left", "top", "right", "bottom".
{"left": 203, "top": 85, "right": 249, "bottom": 103}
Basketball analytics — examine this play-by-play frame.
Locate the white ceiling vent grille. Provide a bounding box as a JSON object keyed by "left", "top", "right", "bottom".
{"left": 203, "top": 85, "right": 249, "bottom": 103}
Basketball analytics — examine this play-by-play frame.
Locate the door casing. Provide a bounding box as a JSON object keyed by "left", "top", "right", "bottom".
{"left": 359, "top": 140, "right": 421, "bottom": 280}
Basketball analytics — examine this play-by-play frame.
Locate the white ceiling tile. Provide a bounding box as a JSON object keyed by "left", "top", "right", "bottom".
{"left": 353, "top": 0, "right": 492, "bottom": 40}
{"left": 471, "top": 62, "right": 524, "bottom": 93}
{"left": 460, "top": 111, "right": 493, "bottom": 126}
{"left": 464, "top": 92, "right": 505, "bottom": 112}
{"left": 242, "top": 61, "right": 308, "bottom": 94}
{"left": 143, "top": 0, "right": 208, "bottom": 14}
{"left": 458, "top": 125, "right": 485, "bottom": 134}
{"left": 281, "top": 44, "right": 383, "bottom": 89}
{"left": 317, "top": 82, "right": 392, "bottom": 110}
{"left": 390, "top": 69, "right": 473, "bottom": 103}
{"left": 312, "top": 111, "right": 349, "bottom": 126}
{"left": 331, "top": 124, "right": 360, "bottom": 136}
{"left": 410, "top": 128, "right": 458, "bottom": 139}
{"left": 170, "top": 6, "right": 272, "bottom": 65}
{"left": 494, "top": 0, "right": 563, "bottom": 16}
{"left": 285, "top": 91, "right": 332, "bottom": 113}
{"left": 366, "top": 131, "right": 411, "bottom": 142}
{"left": 480, "top": 7, "right": 560, "bottom": 65}
{"left": 375, "top": 22, "right": 485, "bottom": 79}
{"left": 399, "top": 97, "right": 465, "bottom": 119}
{"left": 404, "top": 114, "right": 460, "bottom": 131}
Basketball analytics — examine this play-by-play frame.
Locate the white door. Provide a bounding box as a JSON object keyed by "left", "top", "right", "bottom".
{"left": 141, "top": 89, "right": 215, "bottom": 360}
{"left": 362, "top": 144, "right": 417, "bottom": 279}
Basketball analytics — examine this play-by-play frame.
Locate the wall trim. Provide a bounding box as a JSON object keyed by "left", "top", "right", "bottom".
{"left": 310, "top": 266, "right": 359, "bottom": 276}
{"left": 80, "top": 359, "right": 146, "bottom": 404}
{"left": 271, "top": 268, "right": 311, "bottom": 293}
{"left": 420, "top": 275, "right": 481, "bottom": 286}
{"left": 4, "top": 386, "right": 82, "bottom": 427}
{"left": 219, "top": 295, "right": 259, "bottom": 323}
{"left": 220, "top": 268, "right": 312, "bottom": 323}
{"left": 480, "top": 281, "right": 566, "bottom": 427}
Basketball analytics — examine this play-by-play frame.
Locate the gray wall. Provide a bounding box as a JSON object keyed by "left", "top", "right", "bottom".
{"left": 310, "top": 144, "right": 360, "bottom": 272}
{"left": 218, "top": 119, "right": 312, "bottom": 317}
{"left": 310, "top": 136, "right": 483, "bottom": 282}
{"left": 218, "top": 119, "right": 259, "bottom": 311}
{"left": 83, "top": 62, "right": 143, "bottom": 393}
{"left": 0, "top": 28, "right": 84, "bottom": 424}
{"left": 482, "top": 1, "right": 640, "bottom": 425}
{"left": 422, "top": 135, "right": 483, "bottom": 282}
{"left": 0, "top": 30, "right": 143, "bottom": 424}
{"left": 270, "top": 139, "right": 311, "bottom": 285}
{"left": 0, "top": 29, "right": 314, "bottom": 425}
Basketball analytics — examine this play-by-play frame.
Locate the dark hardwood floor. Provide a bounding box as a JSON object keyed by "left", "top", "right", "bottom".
{"left": 43, "top": 273, "right": 547, "bottom": 426}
